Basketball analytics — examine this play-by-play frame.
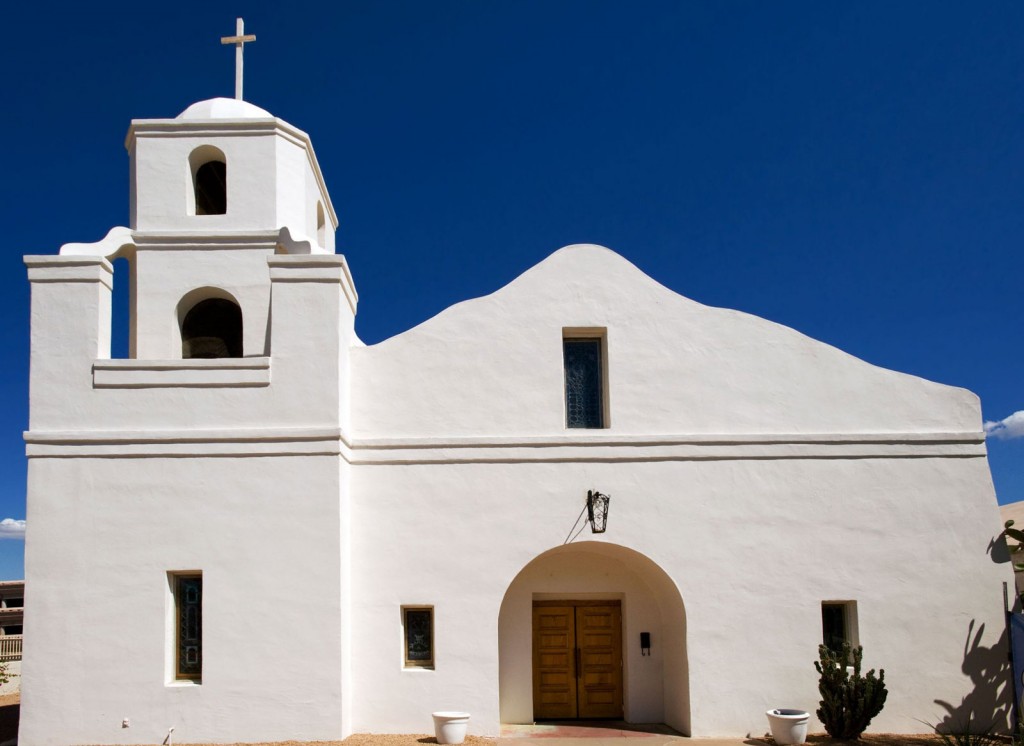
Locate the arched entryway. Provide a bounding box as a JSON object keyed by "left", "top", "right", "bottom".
{"left": 498, "top": 542, "right": 690, "bottom": 734}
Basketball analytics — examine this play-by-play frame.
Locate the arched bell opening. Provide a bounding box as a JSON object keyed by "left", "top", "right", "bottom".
{"left": 497, "top": 542, "right": 690, "bottom": 735}
{"left": 178, "top": 292, "right": 243, "bottom": 359}
{"left": 187, "top": 145, "right": 227, "bottom": 216}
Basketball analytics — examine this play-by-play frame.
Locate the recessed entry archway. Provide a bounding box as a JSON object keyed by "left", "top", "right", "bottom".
{"left": 498, "top": 542, "right": 690, "bottom": 734}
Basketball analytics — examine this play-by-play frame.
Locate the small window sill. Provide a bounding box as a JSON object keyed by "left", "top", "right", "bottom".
{"left": 402, "top": 665, "right": 435, "bottom": 672}
{"left": 166, "top": 679, "right": 202, "bottom": 687}
{"left": 94, "top": 358, "right": 270, "bottom": 389}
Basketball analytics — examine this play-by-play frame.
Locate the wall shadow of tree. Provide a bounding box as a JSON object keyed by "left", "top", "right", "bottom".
{"left": 932, "top": 619, "right": 1012, "bottom": 734}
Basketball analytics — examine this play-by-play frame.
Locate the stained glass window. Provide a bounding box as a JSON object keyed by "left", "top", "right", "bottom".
{"left": 564, "top": 338, "right": 604, "bottom": 428}
{"left": 403, "top": 607, "right": 433, "bottom": 668}
{"left": 175, "top": 575, "right": 202, "bottom": 681}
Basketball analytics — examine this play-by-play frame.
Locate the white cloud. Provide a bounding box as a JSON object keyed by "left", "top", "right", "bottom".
{"left": 985, "top": 411, "right": 1024, "bottom": 440}
{"left": 0, "top": 520, "right": 25, "bottom": 539}
{"left": 0, "top": 519, "right": 25, "bottom": 539}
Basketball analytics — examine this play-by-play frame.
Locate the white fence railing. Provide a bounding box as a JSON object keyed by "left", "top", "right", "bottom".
{"left": 0, "top": 636, "right": 22, "bottom": 662}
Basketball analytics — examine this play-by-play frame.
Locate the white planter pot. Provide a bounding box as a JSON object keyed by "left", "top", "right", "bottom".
{"left": 766, "top": 708, "right": 809, "bottom": 745}
{"left": 432, "top": 711, "right": 470, "bottom": 745}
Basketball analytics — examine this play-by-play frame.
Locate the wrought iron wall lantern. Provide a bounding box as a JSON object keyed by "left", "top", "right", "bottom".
{"left": 587, "top": 490, "right": 611, "bottom": 533}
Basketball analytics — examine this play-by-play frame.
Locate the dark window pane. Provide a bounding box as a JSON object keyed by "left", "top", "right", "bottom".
{"left": 177, "top": 576, "right": 202, "bottom": 679}
{"left": 821, "top": 604, "right": 846, "bottom": 653}
{"left": 405, "top": 609, "right": 433, "bottom": 664}
{"left": 564, "top": 339, "right": 604, "bottom": 428}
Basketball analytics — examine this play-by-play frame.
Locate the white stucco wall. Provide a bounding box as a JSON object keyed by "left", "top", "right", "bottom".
{"left": 21, "top": 455, "right": 345, "bottom": 746}
{"left": 352, "top": 246, "right": 979, "bottom": 439}
{"left": 349, "top": 453, "right": 1008, "bottom": 738}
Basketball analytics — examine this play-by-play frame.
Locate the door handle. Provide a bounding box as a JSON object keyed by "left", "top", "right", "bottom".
{"left": 576, "top": 647, "right": 581, "bottom": 676}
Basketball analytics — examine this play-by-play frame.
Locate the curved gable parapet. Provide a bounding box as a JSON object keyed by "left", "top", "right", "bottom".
{"left": 59, "top": 226, "right": 135, "bottom": 259}
{"left": 352, "top": 244, "right": 980, "bottom": 440}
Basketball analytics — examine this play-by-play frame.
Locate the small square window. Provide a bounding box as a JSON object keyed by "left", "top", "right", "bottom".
{"left": 403, "top": 606, "right": 434, "bottom": 669}
{"left": 173, "top": 573, "right": 203, "bottom": 681}
{"left": 563, "top": 332, "right": 607, "bottom": 429}
{"left": 821, "top": 601, "right": 858, "bottom": 654}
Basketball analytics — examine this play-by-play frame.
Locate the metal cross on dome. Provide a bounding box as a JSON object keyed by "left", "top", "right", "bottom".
{"left": 221, "top": 18, "right": 256, "bottom": 100}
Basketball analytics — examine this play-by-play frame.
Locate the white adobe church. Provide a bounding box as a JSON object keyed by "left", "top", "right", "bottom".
{"left": 20, "top": 36, "right": 1014, "bottom": 746}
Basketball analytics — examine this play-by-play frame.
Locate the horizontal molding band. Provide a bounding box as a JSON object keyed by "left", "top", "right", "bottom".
{"left": 132, "top": 232, "right": 280, "bottom": 251}
{"left": 23, "top": 428, "right": 986, "bottom": 461}
{"left": 93, "top": 358, "right": 271, "bottom": 389}
{"left": 352, "top": 431, "right": 985, "bottom": 449}
{"left": 25, "top": 256, "right": 114, "bottom": 288}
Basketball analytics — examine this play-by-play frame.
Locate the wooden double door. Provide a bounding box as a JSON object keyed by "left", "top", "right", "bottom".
{"left": 532, "top": 601, "right": 623, "bottom": 720}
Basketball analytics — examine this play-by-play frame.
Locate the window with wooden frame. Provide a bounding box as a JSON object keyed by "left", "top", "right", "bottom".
{"left": 402, "top": 606, "right": 434, "bottom": 669}
{"left": 173, "top": 573, "right": 203, "bottom": 681}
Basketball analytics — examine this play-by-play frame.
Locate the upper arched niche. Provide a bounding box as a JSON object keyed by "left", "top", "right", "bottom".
{"left": 187, "top": 145, "right": 227, "bottom": 216}
{"left": 178, "top": 288, "right": 243, "bottom": 359}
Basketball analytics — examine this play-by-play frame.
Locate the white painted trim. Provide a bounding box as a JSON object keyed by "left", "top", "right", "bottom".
{"left": 92, "top": 358, "right": 271, "bottom": 389}
{"left": 132, "top": 231, "right": 280, "bottom": 251}
{"left": 25, "top": 256, "right": 113, "bottom": 288}
{"left": 351, "top": 440, "right": 984, "bottom": 464}
{"left": 23, "top": 427, "right": 984, "bottom": 460}
{"left": 352, "top": 430, "right": 985, "bottom": 448}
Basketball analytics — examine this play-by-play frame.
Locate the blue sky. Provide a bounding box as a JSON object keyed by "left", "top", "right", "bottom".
{"left": 0, "top": 1, "right": 1020, "bottom": 579}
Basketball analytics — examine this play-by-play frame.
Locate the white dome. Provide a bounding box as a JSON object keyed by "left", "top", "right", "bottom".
{"left": 177, "top": 97, "right": 273, "bottom": 120}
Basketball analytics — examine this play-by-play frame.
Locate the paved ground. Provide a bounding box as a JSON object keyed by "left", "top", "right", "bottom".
{"left": 0, "top": 703, "right": 947, "bottom": 746}
{"left": 500, "top": 722, "right": 687, "bottom": 739}
{"left": 497, "top": 722, "right": 767, "bottom": 746}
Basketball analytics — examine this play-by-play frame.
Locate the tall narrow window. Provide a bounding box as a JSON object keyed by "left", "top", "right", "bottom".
{"left": 174, "top": 574, "right": 202, "bottom": 681}
{"left": 403, "top": 606, "right": 434, "bottom": 669}
{"left": 564, "top": 336, "right": 605, "bottom": 428}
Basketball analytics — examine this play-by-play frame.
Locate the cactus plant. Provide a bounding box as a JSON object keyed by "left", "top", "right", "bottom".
{"left": 1001, "top": 520, "right": 1024, "bottom": 571}
{"left": 814, "top": 642, "right": 888, "bottom": 739}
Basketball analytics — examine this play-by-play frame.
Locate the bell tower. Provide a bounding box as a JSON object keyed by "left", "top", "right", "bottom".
{"left": 123, "top": 97, "right": 339, "bottom": 359}
{"left": 25, "top": 93, "right": 356, "bottom": 430}
{"left": 22, "top": 22, "right": 358, "bottom": 745}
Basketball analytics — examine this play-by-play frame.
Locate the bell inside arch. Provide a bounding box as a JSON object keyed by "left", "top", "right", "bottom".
{"left": 184, "top": 335, "right": 231, "bottom": 359}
